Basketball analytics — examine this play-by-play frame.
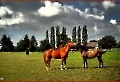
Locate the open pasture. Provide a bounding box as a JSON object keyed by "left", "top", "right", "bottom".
{"left": 0, "top": 49, "right": 120, "bottom": 81}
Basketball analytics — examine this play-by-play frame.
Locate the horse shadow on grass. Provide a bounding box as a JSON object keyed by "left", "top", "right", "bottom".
{"left": 67, "top": 67, "right": 82, "bottom": 69}
{"left": 67, "top": 65, "right": 120, "bottom": 69}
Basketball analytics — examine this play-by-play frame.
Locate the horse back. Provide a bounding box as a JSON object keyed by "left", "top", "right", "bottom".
{"left": 82, "top": 49, "right": 98, "bottom": 59}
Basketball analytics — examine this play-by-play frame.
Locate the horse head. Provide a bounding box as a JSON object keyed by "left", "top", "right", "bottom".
{"left": 66, "top": 41, "right": 76, "bottom": 48}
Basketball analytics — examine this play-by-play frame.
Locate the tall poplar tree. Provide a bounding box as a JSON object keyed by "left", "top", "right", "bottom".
{"left": 77, "top": 26, "right": 81, "bottom": 44}
{"left": 60, "top": 27, "right": 68, "bottom": 45}
{"left": 82, "top": 25, "right": 88, "bottom": 46}
{"left": 72, "top": 27, "right": 77, "bottom": 43}
{"left": 56, "top": 26, "right": 60, "bottom": 48}
{"left": 46, "top": 30, "right": 49, "bottom": 44}
{"left": 50, "top": 26, "right": 55, "bottom": 48}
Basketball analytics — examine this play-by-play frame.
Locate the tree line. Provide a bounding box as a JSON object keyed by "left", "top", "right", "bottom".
{"left": 0, "top": 25, "right": 120, "bottom": 52}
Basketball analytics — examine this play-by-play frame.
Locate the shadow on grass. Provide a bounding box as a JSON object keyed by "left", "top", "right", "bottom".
{"left": 51, "top": 65, "right": 120, "bottom": 70}
{"left": 67, "top": 65, "right": 120, "bottom": 69}
{"left": 104, "top": 66, "right": 120, "bottom": 68}
{"left": 67, "top": 67, "right": 82, "bottom": 69}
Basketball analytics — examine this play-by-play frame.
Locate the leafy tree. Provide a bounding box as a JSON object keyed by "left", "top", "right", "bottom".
{"left": 116, "top": 41, "right": 120, "bottom": 48}
{"left": 56, "top": 26, "right": 61, "bottom": 48}
{"left": 72, "top": 27, "right": 77, "bottom": 43}
{"left": 82, "top": 25, "right": 88, "bottom": 46}
{"left": 0, "top": 34, "right": 14, "bottom": 52}
{"left": 40, "top": 39, "right": 52, "bottom": 52}
{"left": 29, "top": 35, "right": 38, "bottom": 52}
{"left": 16, "top": 39, "right": 24, "bottom": 51}
{"left": 7, "top": 37, "right": 14, "bottom": 51}
{"left": 16, "top": 34, "right": 30, "bottom": 51}
{"left": 50, "top": 26, "right": 55, "bottom": 48}
{"left": 89, "top": 40, "right": 97, "bottom": 42}
{"left": 23, "top": 34, "right": 30, "bottom": 49}
{"left": 77, "top": 26, "right": 81, "bottom": 44}
{"left": 98, "top": 35, "right": 117, "bottom": 49}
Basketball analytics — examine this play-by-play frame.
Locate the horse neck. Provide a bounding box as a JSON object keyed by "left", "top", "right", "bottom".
{"left": 64, "top": 45, "right": 71, "bottom": 53}
{"left": 80, "top": 49, "right": 84, "bottom": 54}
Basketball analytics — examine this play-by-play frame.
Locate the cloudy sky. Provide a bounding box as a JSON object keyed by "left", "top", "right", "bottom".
{"left": 0, "top": 1, "right": 120, "bottom": 46}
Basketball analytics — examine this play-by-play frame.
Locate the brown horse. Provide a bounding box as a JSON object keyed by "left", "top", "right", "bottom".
{"left": 43, "top": 41, "right": 76, "bottom": 70}
{"left": 77, "top": 44, "right": 106, "bottom": 68}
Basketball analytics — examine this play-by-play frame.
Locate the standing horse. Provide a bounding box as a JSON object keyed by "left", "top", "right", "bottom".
{"left": 77, "top": 44, "right": 106, "bottom": 68}
{"left": 43, "top": 41, "right": 76, "bottom": 70}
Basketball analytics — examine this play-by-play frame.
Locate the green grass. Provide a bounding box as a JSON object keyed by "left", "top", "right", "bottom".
{"left": 0, "top": 50, "right": 120, "bottom": 81}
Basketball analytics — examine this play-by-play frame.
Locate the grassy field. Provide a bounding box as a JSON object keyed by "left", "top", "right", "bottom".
{"left": 0, "top": 49, "right": 120, "bottom": 81}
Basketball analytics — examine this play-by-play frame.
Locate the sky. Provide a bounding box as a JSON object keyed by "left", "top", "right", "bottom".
{"left": 0, "top": 0, "right": 120, "bottom": 46}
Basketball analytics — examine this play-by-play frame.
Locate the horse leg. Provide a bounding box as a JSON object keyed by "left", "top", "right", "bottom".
{"left": 61, "top": 58, "right": 64, "bottom": 70}
{"left": 86, "top": 59, "right": 88, "bottom": 68}
{"left": 97, "top": 57, "right": 103, "bottom": 68}
{"left": 83, "top": 57, "right": 88, "bottom": 68}
{"left": 63, "top": 59, "right": 67, "bottom": 69}
{"left": 44, "top": 58, "right": 51, "bottom": 70}
{"left": 48, "top": 58, "right": 51, "bottom": 70}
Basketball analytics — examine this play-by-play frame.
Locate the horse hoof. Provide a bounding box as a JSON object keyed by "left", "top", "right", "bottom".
{"left": 61, "top": 69, "right": 63, "bottom": 70}
{"left": 65, "top": 68, "right": 67, "bottom": 69}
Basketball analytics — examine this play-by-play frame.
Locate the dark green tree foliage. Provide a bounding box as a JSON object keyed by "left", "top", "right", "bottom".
{"left": 72, "top": 27, "right": 77, "bottom": 43}
{"left": 30, "top": 35, "right": 38, "bottom": 52}
{"left": 60, "top": 27, "right": 68, "bottom": 45}
{"left": 56, "top": 26, "right": 61, "bottom": 48}
{"left": 16, "top": 34, "right": 30, "bottom": 51}
{"left": 50, "top": 27, "right": 55, "bottom": 48}
{"left": 98, "top": 35, "right": 117, "bottom": 49}
{"left": 46, "top": 30, "right": 49, "bottom": 44}
{"left": 23, "top": 34, "right": 30, "bottom": 49}
{"left": 77, "top": 26, "right": 81, "bottom": 44}
{"left": 1, "top": 34, "right": 14, "bottom": 52}
{"left": 82, "top": 25, "right": 88, "bottom": 46}
{"left": 116, "top": 41, "right": 120, "bottom": 48}
{"left": 7, "top": 37, "right": 14, "bottom": 51}
{"left": 16, "top": 40, "right": 24, "bottom": 51}
{"left": 89, "top": 40, "right": 97, "bottom": 42}
{"left": 40, "top": 39, "right": 52, "bottom": 52}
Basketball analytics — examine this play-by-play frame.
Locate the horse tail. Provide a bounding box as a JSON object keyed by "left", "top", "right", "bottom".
{"left": 102, "top": 49, "right": 106, "bottom": 54}
{"left": 98, "top": 49, "right": 106, "bottom": 54}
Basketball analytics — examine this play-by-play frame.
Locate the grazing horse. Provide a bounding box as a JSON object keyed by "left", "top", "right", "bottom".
{"left": 77, "top": 44, "right": 106, "bottom": 68}
{"left": 43, "top": 41, "right": 76, "bottom": 70}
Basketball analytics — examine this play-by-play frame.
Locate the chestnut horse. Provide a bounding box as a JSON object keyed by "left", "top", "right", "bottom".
{"left": 77, "top": 44, "right": 106, "bottom": 68}
{"left": 43, "top": 41, "right": 76, "bottom": 70}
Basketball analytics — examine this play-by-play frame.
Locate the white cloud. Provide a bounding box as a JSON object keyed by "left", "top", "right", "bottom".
{"left": 37, "top": 1, "right": 62, "bottom": 17}
{"left": 85, "top": 14, "right": 104, "bottom": 20}
{"left": 75, "top": 8, "right": 104, "bottom": 20}
{"left": 102, "top": 1, "right": 116, "bottom": 10}
{"left": 85, "top": 8, "right": 90, "bottom": 14}
{"left": 0, "top": 6, "right": 13, "bottom": 17}
{"left": 37, "top": 1, "right": 104, "bottom": 21}
{"left": 110, "top": 19, "right": 117, "bottom": 25}
{"left": 94, "top": 23, "right": 98, "bottom": 31}
{"left": 0, "top": 12, "right": 24, "bottom": 26}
